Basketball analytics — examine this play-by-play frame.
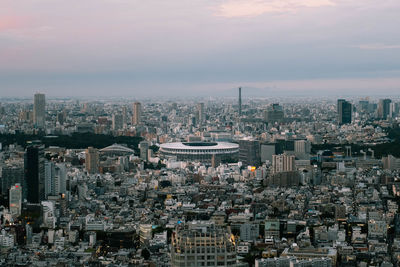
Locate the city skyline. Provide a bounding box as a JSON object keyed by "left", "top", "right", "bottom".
{"left": 0, "top": 91, "right": 400, "bottom": 265}
{"left": 1, "top": 1, "right": 400, "bottom": 265}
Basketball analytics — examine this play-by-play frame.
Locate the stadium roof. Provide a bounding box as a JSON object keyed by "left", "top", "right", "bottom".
{"left": 160, "top": 142, "right": 238, "bottom": 150}
{"left": 100, "top": 144, "right": 135, "bottom": 154}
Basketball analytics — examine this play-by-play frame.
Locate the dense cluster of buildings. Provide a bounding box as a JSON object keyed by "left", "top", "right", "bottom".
{"left": 0, "top": 92, "right": 400, "bottom": 266}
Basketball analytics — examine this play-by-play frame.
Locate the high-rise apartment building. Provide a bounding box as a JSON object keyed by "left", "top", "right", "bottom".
{"left": 171, "top": 221, "right": 237, "bottom": 267}
{"left": 85, "top": 147, "right": 99, "bottom": 174}
{"left": 33, "top": 93, "right": 46, "bottom": 128}
{"left": 54, "top": 163, "right": 67, "bottom": 195}
{"left": 45, "top": 162, "right": 67, "bottom": 197}
{"left": 139, "top": 141, "right": 149, "bottom": 161}
{"left": 196, "top": 103, "right": 205, "bottom": 125}
{"left": 9, "top": 183, "right": 22, "bottom": 217}
{"left": 337, "top": 99, "right": 352, "bottom": 125}
{"left": 378, "top": 98, "right": 392, "bottom": 119}
{"left": 25, "top": 144, "right": 46, "bottom": 203}
{"left": 112, "top": 114, "right": 123, "bottom": 130}
{"left": 122, "top": 106, "right": 128, "bottom": 126}
{"left": 272, "top": 154, "right": 295, "bottom": 174}
{"left": 132, "top": 102, "right": 142, "bottom": 125}
{"left": 44, "top": 161, "right": 55, "bottom": 198}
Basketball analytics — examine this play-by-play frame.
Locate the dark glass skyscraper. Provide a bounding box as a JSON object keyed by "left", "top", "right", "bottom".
{"left": 239, "top": 139, "right": 260, "bottom": 167}
{"left": 24, "top": 144, "right": 45, "bottom": 203}
{"left": 378, "top": 98, "right": 391, "bottom": 119}
{"left": 337, "top": 99, "right": 352, "bottom": 125}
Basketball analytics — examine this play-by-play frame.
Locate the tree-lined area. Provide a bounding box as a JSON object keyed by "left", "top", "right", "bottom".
{"left": 0, "top": 132, "right": 142, "bottom": 150}
{"left": 312, "top": 127, "right": 400, "bottom": 158}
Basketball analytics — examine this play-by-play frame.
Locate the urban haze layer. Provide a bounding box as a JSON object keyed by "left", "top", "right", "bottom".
{"left": 1, "top": 92, "right": 400, "bottom": 267}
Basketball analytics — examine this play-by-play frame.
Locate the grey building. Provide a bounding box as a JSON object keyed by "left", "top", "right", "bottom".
{"left": 239, "top": 139, "right": 260, "bottom": 167}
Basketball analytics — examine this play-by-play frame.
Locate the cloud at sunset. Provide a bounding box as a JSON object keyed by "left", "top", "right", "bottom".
{"left": 215, "top": 0, "right": 335, "bottom": 18}
{"left": 0, "top": 0, "right": 399, "bottom": 96}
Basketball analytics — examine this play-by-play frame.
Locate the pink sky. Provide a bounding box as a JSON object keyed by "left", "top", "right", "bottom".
{"left": 1, "top": 0, "right": 400, "bottom": 96}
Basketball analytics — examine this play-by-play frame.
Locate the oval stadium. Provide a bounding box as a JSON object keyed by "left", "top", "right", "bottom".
{"left": 159, "top": 142, "right": 239, "bottom": 164}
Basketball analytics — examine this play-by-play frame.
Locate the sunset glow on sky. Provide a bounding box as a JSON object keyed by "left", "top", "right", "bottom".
{"left": 1, "top": 0, "right": 400, "bottom": 97}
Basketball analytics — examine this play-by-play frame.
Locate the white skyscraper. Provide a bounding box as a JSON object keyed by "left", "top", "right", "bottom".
{"left": 9, "top": 183, "right": 22, "bottom": 217}
{"left": 33, "top": 93, "right": 46, "bottom": 128}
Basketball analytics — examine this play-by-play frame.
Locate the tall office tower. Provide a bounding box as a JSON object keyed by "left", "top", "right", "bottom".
{"left": 25, "top": 144, "right": 45, "bottom": 203}
{"left": 337, "top": 99, "right": 352, "bottom": 125}
{"left": 238, "top": 87, "right": 242, "bottom": 116}
{"left": 122, "top": 106, "right": 128, "bottom": 126}
{"left": 132, "top": 102, "right": 142, "bottom": 125}
{"left": 378, "top": 98, "right": 392, "bottom": 119}
{"left": 389, "top": 102, "right": 396, "bottom": 118}
{"left": 45, "top": 162, "right": 67, "bottom": 197}
{"left": 239, "top": 139, "right": 260, "bottom": 167}
{"left": 196, "top": 103, "right": 205, "bottom": 125}
{"left": 272, "top": 154, "right": 295, "bottom": 174}
{"left": 33, "top": 93, "right": 46, "bottom": 128}
{"left": 263, "top": 103, "right": 284, "bottom": 123}
{"left": 9, "top": 183, "right": 22, "bottom": 217}
{"left": 171, "top": 221, "right": 237, "bottom": 267}
{"left": 44, "top": 161, "right": 55, "bottom": 198}
{"left": 85, "top": 147, "right": 99, "bottom": 174}
{"left": 112, "top": 114, "right": 123, "bottom": 130}
{"left": 54, "top": 163, "right": 67, "bottom": 195}
{"left": 139, "top": 141, "right": 149, "bottom": 161}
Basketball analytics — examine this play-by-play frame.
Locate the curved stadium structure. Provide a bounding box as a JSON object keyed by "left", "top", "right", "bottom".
{"left": 100, "top": 144, "right": 135, "bottom": 156}
{"left": 159, "top": 142, "right": 239, "bottom": 163}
